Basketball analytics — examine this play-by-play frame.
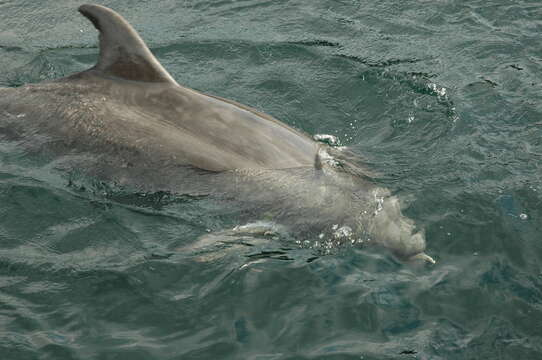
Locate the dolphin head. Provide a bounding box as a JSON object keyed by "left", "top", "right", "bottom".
{"left": 313, "top": 147, "right": 434, "bottom": 263}
{"left": 367, "top": 191, "right": 435, "bottom": 264}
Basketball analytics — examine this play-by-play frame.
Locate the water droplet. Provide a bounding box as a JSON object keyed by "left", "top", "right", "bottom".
{"left": 333, "top": 225, "right": 353, "bottom": 239}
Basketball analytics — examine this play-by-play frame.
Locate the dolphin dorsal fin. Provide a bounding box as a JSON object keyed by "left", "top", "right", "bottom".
{"left": 78, "top": 4, "right": 177, "bottom": 84}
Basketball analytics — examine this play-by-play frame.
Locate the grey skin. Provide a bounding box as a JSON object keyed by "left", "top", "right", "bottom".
{"left": 0, "top": 4, "right": 434, "bottom": 263}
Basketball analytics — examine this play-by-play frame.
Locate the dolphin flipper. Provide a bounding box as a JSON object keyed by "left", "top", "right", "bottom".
{"left": 78, "top": 4, "right": 177, "bottom": 84}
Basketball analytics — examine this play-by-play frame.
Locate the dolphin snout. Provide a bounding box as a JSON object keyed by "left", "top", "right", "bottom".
{"left": 406, "top": 231, "right": 435, "bottom": 264}
{"left": 409, "top": 252, "right": 436, "bottom": 264}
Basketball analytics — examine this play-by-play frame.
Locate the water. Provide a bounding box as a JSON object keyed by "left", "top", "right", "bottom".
{"left": 1, "top": 0, "right": 541, "bottom": 359}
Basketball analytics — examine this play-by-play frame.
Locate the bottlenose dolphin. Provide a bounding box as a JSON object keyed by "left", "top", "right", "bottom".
{"left": 0, "top": 4, "right": 434, "bottom": 263}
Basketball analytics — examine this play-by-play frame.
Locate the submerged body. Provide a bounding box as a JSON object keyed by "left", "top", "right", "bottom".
{"left": 0, "top": 4, "right": 434, "bottom": 263}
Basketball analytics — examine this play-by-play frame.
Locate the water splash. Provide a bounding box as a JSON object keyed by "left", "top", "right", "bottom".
{"left": 313, "top": 134, "right": 340, "bottom": 146}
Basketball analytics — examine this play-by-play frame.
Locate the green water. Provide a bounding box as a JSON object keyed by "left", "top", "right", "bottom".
{"left": 1, "top": 0, "right": 541, "bottom": 359}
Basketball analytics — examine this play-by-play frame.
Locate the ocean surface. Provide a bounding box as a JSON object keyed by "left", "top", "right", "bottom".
{"left": 1, "top": 0, "right": 541, "bottom": 359}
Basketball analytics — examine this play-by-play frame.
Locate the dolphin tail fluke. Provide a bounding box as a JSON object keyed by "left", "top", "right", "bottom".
{"left": 78, "top": 4, "right": 177, "bottom": 84}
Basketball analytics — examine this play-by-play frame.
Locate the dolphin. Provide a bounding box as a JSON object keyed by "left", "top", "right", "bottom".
{"left": 0, "top": 4, "right": 434, "bottom": 263}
